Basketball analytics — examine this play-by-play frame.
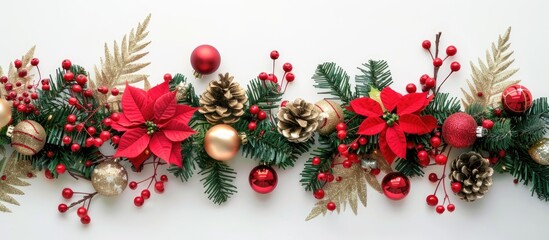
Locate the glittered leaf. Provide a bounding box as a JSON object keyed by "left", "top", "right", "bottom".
{"left": 0, "top": 149, "right": 36, "bottom": 213}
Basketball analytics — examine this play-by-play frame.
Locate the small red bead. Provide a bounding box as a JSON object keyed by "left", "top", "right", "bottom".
{"left": 283, "top": 63, "right": 293, "bottom": 72}
{"left": 62, "top": 188, "right": 74, "bottom": 199}
{"left": 26, "top": 172, "right": 33, "bottom": 178}
{"left": 258, "top": 72, "right": 268, "bottom": 80}
{"left": 14, "top": 59, "right": 23, "bottom": 69}
{"left": 489, "top": 156, "right": 499, "bottom": 164}
{"left": 110, "top": 112, "right": 120, "bottom": 121}
{"left": 493, "top": 108, "right": 503, "bottom": 117}
{"left": 336, "top": 130, "right": 347, "bottom": 140}
{"left": 358, "top": 137, "right": 368, "bottom": 145}
{"left": 76, "top": 74, "right": 87, "bottom": 85}
{"left": 313, "top": 189, "right": 325, "bottom": 199}
{"left": 112, "top": 135, "right": 120, "bottom": 144}
{"left": 326, "top": 202, "right": 336, "bottom": 211}
{"left": 446, "top": 46, "right": 457, "bottom": 56}
{"left": 100, "top": 131, "right": 111, "bottom": 141}
{"left": 55, "top": 164, "right": 67, "bottom": 174}
{"left": 335, "top": 122, "right": 347, "bottom": 131}
{"left": 435, "top": 154, "right": 447, "bottom": 165}
{"left": 62, "top": 136, "right": 72, "bottom": 145}
{"left": 285, "top": 73, "right": 295, "bottom": 82}
{"left": 45, "top": 169, "right": 54, "bottom": 179}
{"left": 85, "top": 137, "right": 95, "bottom": 148}
{"left": 436, "top": 205, "right": 445, "bottom": 214}
{"left": 85, "top": 160, "right": 93, "bottom": 167}
{"left": 417, "top": 150, "right": 429, "bottom": 161}
{"left": 47, "top": 151, "right": 55, "bottom": 158}
{"left": 83, "top": 89, "right": 93, "bottom": 97}
{"left": 160, "top": 175, "right": 169, "bottom": 182}
{"left": 266, "top": 74, "right": 278, "bottom": 83}
{"left": 513, "top": 179, "right": 519, "bottom": 184}
{"left": 447, "top": 204, "right": 455, "bottom": 212}
{"left": 111, "top": 88, "right": 119, "bottom": 96}
{"left": 141, "top": 189, "right": 151, "bottom": 199}
{"left": 425, "top": 78, "right": 436, "bottom": 89}
{"left": 477, "top": 92, "right": 484, "bottom": 97}
{"left": 62, "top": 59, "right": 72, "bottom": 70}
{"left": 248, "top": 121, "right": 257, "bottom": 131}
{"left": 430, "top": 136, "right": 441, "bottom": 148}
{"left": 426, "top": 195, "right": 438, "bottom": 206}
{"left": 350, "top": 142, "right": 359, "bottom": 150}
{"left": 317, "top": 172, "right": 327, "bottom": 181}
{"left": 370, "top": 169, "right": 381, "bottom": 175}
{"left": 406, "top": 83, "right": 417, "bottom": 93}
{"left": 94, "top": 138, "right": 104, "bottom": 147}
{"left": 80, "top": 215, "right": 91, "bottom": 225}
{"left": 30, "top": 58, "right": 40, "bottom": 66}
{"left": 347, "top": 153, "right": 359, "bottom": 163}
{"left": 270, "top": 50, "right": 279, "bottom": 60}
{"left": 482, "top": 119, "right": 494, "bottom": 129}
{"left": 71, "top": 85, "right": 82, "bottom": 93}
{"left": 428, "top": 173, "right": 438, "bottom": 183}
{"left": 64, "top": 124, "right": 74, "bottom": 132}
{"left": 498, "top": 150, "right": 506, "bottom": 158}
{"left": 249, "top": 105, "right": 260, "bottom": 115}
{"left": 422, "top": 40, "right": 432, "bottom": 49}
{"left": 342, "top": 160, "right": 352, "bottom": 168}
{"left": 71, "top": 143, "right": 81, "bottom": 152}
{"left": 77, "top": 207, "right": 88, "bottom": 218}
{"left": 451, "top": 182, "right": 462, "bottom": 193}
{"left": 0, "top": 76, "right": 7, "bottom": 83}
{"left": 64, "top": 71, "right": 74, "bottom": 82}
{"left": 66, "top": 114, "right": 77, "bottom": 123}
{"left": 280, "top": 100, "right": 288, "bottom": 107}
{"left": 311, "top": 157, "right": 321, "bottom": 166}
{"left": 18, "top": 69, "right": 28, "bottom": 78}
{"left": 337, "top": 144, "right": 347, "bottom": 153}
{"left": 58, "top": 203, "right": 68, "bottom": 213}
{"left": 129, "top": 181, "right": 138, "bottom": 190}
{"left": 68, "top": 97, "right": 77, "bottom": 106}
{"left": 257, "top": 111, "right": 267, "bottom": 120}
{"left": 163, "top": 73, "right": 172, "bottom": 82}
{"left": 134, "top": 196, "right": 144, "bottom": 207}
{"left": 155, "top": 182, "right": 165, "bottom": 193}
{"left": 419, "top": 74, "right": 429, "bottom": 84}
{"left": 87, "top": 126, "right": 97, "bottom": 135}
{"left": 433, "top": 58, "right": 443, "bottom": 67}
{"left": 103, "top": 118, "right": 113, "bottom": 127}
{"left": 450, "top": 62, "right": 461, "bottom": 72}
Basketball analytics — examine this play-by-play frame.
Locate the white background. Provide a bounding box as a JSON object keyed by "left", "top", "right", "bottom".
{"left": 1, "top": 0, "right": 548, "bottom": 239}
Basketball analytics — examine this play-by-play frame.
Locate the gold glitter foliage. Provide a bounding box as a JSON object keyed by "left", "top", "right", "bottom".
{"left": 0, "top": 147, "right": 36, "bottom": 213}
{"left": 461, "top": 27, "right": 520, "bottom": 108}
{"left": 0, "top": 46, "right": 36, "bottom": 96}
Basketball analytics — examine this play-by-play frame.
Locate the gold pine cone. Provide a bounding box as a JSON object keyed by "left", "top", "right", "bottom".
{"left": 277, "top": 98, "right": 320, "bottom": 143}
{"left": 199, "top": 73, "right": 247, "bottom": 124}
{"left": 449, "top": 151, "right": 494, "bottom": 202}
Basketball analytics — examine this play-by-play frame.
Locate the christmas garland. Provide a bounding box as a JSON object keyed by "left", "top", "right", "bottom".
{"left": 1, "top": 15, "right": 548, "bottom": 224}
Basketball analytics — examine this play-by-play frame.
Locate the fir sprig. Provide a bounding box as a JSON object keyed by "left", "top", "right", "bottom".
{"left": 312, "top": 62, "right": 353, "bottom": 103}
{"left": 355, "top": 60, "right": 393, "bottom": 97}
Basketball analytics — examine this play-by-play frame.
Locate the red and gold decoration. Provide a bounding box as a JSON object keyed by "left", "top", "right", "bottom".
{"left": 9, "top": 120, "right": 46, "bottom": 156}
{"left": 314, "top": 99, "right": 343, "bottom": 135}
{"left": 249, "top": 164, "right": 278, "bottom": 194}
{"left": 91, "top": 159, "right": 128, "bottom": 196}
{"left": 529, "top": 138, "right": 549, "bottom": 166}
{"left": 501, "top": 84, "right": 533, "bottom": 114}
{"left": 190, "top": 44, "right": 221, "bottom": 77}
{"left": 381, "top": 172, "right": 410, "bottom": 200}
{"left": 0, "top": 98, "right": 12, "bottom": 128}
{"left": 204, "top": 124, "right": 241, "bottom": 161}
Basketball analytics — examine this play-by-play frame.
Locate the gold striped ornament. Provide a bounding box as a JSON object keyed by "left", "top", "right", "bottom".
{"left": 8, "top": 120, "right": 46, "bottom": 156}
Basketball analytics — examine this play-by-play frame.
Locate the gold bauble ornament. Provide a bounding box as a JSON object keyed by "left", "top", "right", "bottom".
{"left": 9, "top": 120, "right": 46, "bottom": 156}
{"left": 0, "top": 98, "right": 12, "bottom": 129}
{"left": 529, "top": 138, "right": 549, "bottom": 165}
{"left": 91, "top": 160, "right": 128, "bottom": 196}
{"left": 314, "top": 99, "right": 344, "bottom": 135}
{"left": 204, "top": 124, "right": 241, "bottom": 161}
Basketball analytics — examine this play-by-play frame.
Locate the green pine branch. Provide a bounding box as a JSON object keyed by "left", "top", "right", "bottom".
{"left": 300, "top": 136, "right": 335, "bottom": 192}
{"left": 168, "top": 138, "right": 197, "bottom": 182}
{"left": 355, "top": 60, "right": 393, "bottom": 97}
{"left": 245, "top": 78, "right": 282, "bottom": 110}
{"left": 170, "top": 73, "right": 200, "bottom": 108}
{"left": 312, "top": 62, "right": 353, "bottom": 103}
{"left": 424, "top": 92, "right": 461, "bottom": 124}
{"left": 199, "top": 160, "right": 237, "bottom": 205}
{"left": 501, "top": 149, "right": 549, "bottom": 201}
{"left": 479, "top": 119, "right": 514, "bottom": 151}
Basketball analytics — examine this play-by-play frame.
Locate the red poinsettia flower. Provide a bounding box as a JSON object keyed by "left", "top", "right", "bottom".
{"left": 349, "top": 87, "right": 437, "bottom": 165}
{"left": 112, "top": 81, "right": 197, "bottom": 168}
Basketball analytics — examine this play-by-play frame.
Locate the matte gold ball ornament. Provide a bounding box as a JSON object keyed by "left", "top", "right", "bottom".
{"left": 314, "top": 99, "right": 344, "bottom": 135}
{"left": 204, "top": 124, "right": 241, "bottom": 161}
{"left": 91, "top": 159, "right": 128, "bottom": 196}
{"left": 529, "top": 138, "right": 549, "bottom": 165}
{"left": 0, "top": 98, "right": 12, "bottom": 129}
{"left": 9, "top": 120, "right": 47, "bottom": 156}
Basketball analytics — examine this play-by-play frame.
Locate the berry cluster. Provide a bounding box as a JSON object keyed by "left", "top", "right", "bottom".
{"left": 127, "top": 158, "right": 168, "bottom": 207}
{"left": 1, "top": 58, "right": 41, "bottom": 115}
{"left": 57, "top": 188, "right": 97, "bottom": 225}
{"left": 258, "top": 50, "right": 295, "bottom": 93}
{"left": 246, "top": 104, "right": 267, "bottom": 131}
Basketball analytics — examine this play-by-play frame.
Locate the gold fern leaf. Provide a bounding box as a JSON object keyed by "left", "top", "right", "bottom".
{"left": 0, "top": 147, "right": 36, "bottom": 213}
{"left": 93, "top": 14, "right": 152, "bottom": 109}
{"left": 461, "top": 27, "right": 520, "bottom": 108}
{"left": 0, "top": 46, "right": 36, "bottom": 97}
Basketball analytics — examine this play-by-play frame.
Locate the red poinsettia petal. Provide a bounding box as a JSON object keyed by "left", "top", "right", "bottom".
{"left": 380, "top": 87, "right": 402, "bottom": 112}
{"left": 421, "top": 115, "right": 438, "bottom": 133}
{"left": 160, "top": 119, "right": 196, "bottom": 142}
{"left": 121, "top": 83, "right": 147, "bottom": 123}
{"left": 399, "top": 114, "right": 427, "bottom": 134}
{"left": 385, "top": 124, "right": 407, "bottom": 159}
{"left": 397, "top": 92, "right": 428, "bottom": 115}
{"left": 170, "top": 105, "right": 198, "bottom": 125}
{"left": 349, "top": 97, "right": 383, "bottom": 118}
{"left": 379, "top": 130, "right": 398, "bottom": 165}
{"left": 147, "top": 81, "right": 170, "bottom": 101}
{"left": 113, "top": 128, "right": 150, "bottom": 158}
{"left": 149, "top": 132, "right": 172, "bottom": 163}
{"left": 128, "top": 150, "right": 152, "bottom": 170}
{"left": 111, "top": 113, "right": 140, "bottom": 131}
{"left": 357, "top": 117, "right": 387, "bottom": 135}
{"left": 154, "top": 91, "right": 177, "bottom": 122}
{"left": 167, "top": 142, "right": 183, "bottom": 167}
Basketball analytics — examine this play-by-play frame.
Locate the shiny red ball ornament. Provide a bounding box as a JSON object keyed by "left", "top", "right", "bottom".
{"left": 501, "top": 84, "right": 533, "bottom": 114}
{"left": 381, "top": 172, "right": 411, "bottom": 200}
{"left": 422, "top": 40, "right": 431, "bottom": 49}
{"left": 406, "top": 83, "right": 417, "bottom": 93}
{"left": 451, "top": 182, "right": 462, "bottom": 193}
{"left": 442, "top": 112, "right": 477, "bottom": 148}
{"left": 190, "top": 45, "right": 221, "bottom": 75}
{"left": 314, "top": 189, "right": 325, "bottom": 199}
{"left": 249, "top": 165, "right": 278, "bottom": 194}
{"left": 426, "top": 194, "right": 438, "bottom": 206}
{"left": 446, "top": 45, "right": 457, "bottom": 56}
{"left": 326, "top": 202, "right": 336, "bottom": 211}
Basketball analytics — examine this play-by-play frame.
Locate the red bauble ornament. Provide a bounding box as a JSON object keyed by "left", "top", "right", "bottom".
{"left": 249, "top": 165, "right": 278, "bottom": 194}
{"left": 442, "top": 112, "right": 477, "bottom": 148}
{"left": 381, "top": 172, "right": 410, "bottom": 200}
{"left": 501, "top": 84, "right": 533, "bottom": 114}
{"left": 190, "top": 44, "right": 221, "bottom": 75}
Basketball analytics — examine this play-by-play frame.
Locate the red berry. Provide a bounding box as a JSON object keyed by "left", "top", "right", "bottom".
{"left": 407, "top": 141, "right": 416, "bottom": 149}
{"left": 337, "top": 144, "right": 347, "bottom": 153}
{"left": 451, "top": 182, "right": 462, "bottom": 193}
{"left": 129, "top": 181, "right": 138, "bottom": 190}
{"left": 62, "top": 136, "right": 72, "bottom": 145}
{"left": 68, "top": 97, "right": 77, "bottom": 106}
{"left": 347, "top": 153, "right": 359, "bottom": 163}
{"left": 30, "top": 58, "right": 39, "bottom": 66}
{"left": 87, "top": 126, "right": 96, "bottom": 135}
{"left": 160, "top": 174, "right": 168, "bottom": 182}
{"left": 85, "top": 137, "right": 94, "bottom": 147}
{"left": 71, "top": 143, "right": 81, "bottom": 152}
{"left": 76, "top": 74, "right": 87, "bottom": 85}
{"left": 337, "top": 130, "right": 347, "bottom": 140}
{"left": 489, "top": 156, "right": 499, "bottom": 164}
{"left": 71, "top": 85, "right": 82, "bottom": 93}
{"left": 94, "top": 138, "right": 104, "bottom": 147}
{"left": 336, "top": 122, "right": 347, "bottom": 131}
{"left": 103, "top": 118, "right": 113, "bottom": 127}
{"left": 64, "top": 71, "right": 74, "bottom": 82}
{"left": 498, "top": 150, "right": 506, "bottom": 158}
{"left": 110, "top": 112, "right": 120, "bottom": 121}
{"left": 406, "top": 83, "right": 417, "bottom": 93}
{"left": 358, "top": 137, "right": 368, "bottom": 145}
{"left": 482, "top": 119, "right": 494, "bottom": 129}
{"left": 436, "top": 205, "right": 445, "bottom": 214}
{"left": 85, "top": 160, "right": 93, "bottom": 167}
{"left": 56, "top": 164, "right": 66, "bottom": 174}
{"left": 258, "top": 72, "right": 268, "bottom": 80}
{"left": 435, "top": 154, "right": 447, "bottom": 165}
{"left": 478, "top": 92, "right": 484, "bottom": 97}
{"left": 283, "top": 63, "right": 293, "bottom": 72}
{"left": 80, "top": 215, "right": 91, "bottom": 225}
{"left": 45, "top": 169, "right": 54, "bottom": 179}
{"left": 5, "top": 83, "right": 13, "bottom": 92}
{"left": 446, "top": 45, "right": 457, "bottom": 56}
{"left": 370, "top": 168, "right": 380, "bottom": 175}
{"left": 350, "top": 142, "right": 359, "bottom": 150}
{"left": 14, "top": 59, "right": 23, "bottom": 69}
{"left": 417, "top": 150, "right": 429, "bottom": 161}
{"left": 425, "top": 78, "right": 436, "bottom": 89}
{"left": 47, "top": 151, "right": 55, "bottom": 158}
{"left": 433, "top": 58, "right": 443, "bottom": 67}
{"left": 134, "top": 196, "right": 144, "bottom": 207}
{"left": 17, "top": 104, "right": 26, "bottom": 113}
{"left": 422, "top": 40, "right": 431, "bottom": 49}
{"left": 100, "top": 131, "right": 111, "bottom": 141}
{"left": 266, "top": 74, "right": 278, "bottom": 83}
{"left": 62, "top": 59, "right": 72, "bottom": 70}
{"left": 109, "top": 88, "right": 119, "bottom": 96}
{"left": 430, "top": 137, "right": 441, "bottom": 148}
{"left": 257, "top": 111, "right": 267, "bottom": 120}
{"left": 42, "top": 84, "right": 50, "bottom": 91}
{"left": 280, "top": 100, "right": 288, "bottom": 107}
{"left": 67, "top": 114, "right": 77, "bottom": 123}
{"left": 77, "top": 207, "right": 88, "bottom": 218}
{"left": 249, "top": 105, "right": 260, "bottom": 114}
{"left": 342, "top": 160, "right": 352, "bottom": 168}
{"left": 313, "top": 189, "right": 325, "bottom": 199}
{"left": 311, "top": 157, "right": 321, "bottom": 166}
{"left": 64, "top": 124, "right": 74, "bottom": 132}
{"left": 493, "top": 108, "right": 503, "bottom": 117}
{"left": 285, "top": 72, "right": 295, "bottom": 82}
{"left": 141, "top": 189, "right": 151, "bottom": 199}
{"left": 18, "top": 69, "right": 28, "bottom": 78}
{"left": 447, "top": 204, "right": 455, "bottom": 212}
{"left": 112, "top": 135, "right": 120, "bottom": 144}
{"left": 450, "top": 62, "right": 461, "bottom": 72}
{"left": 58, "top": 203, "right": 68, "bottom": 213}
{"left": 247, "top": 121, "right": 257, "bottom": 131}
{"left": 62, "top": 188, "right": 74, "bottom": 199}
{"left": 83, "top": 89, "right": 93, "bottom": 97}
{"left": 163, "top": 73, "right": 172, "bottom": 82}
{"left": 426, "top": 195, "right": 438, "bottom": 206}
{"left": 0, "top": 76, "right": 7, "bottom": 83}
{"left": 317, "top": 172, "right": 327, "bottom": 181}
{"left": 428, "top": 173, "right": 438, "bottom": 182}
{"left": 513, "top": 179, "right": 519, "bottom": 184}
{"left": 270, "top": 50, "right": 279, "bottom": 60}
{"left": 155, "top": 182, "right": 165, "bottom": 193}
{"left": 326, "top": 202, "right": 336, "bottom": 211}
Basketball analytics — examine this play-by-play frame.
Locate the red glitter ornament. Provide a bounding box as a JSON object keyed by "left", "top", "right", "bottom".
{"left": 442, "top": 112, "right": 477, "bottom": 148}
{"left": 501, "top": 84, "right": 533, "bottom": 114}
{"left": 381, "top": 172, "right": 410, "bottom": 200}
{"left": 249, "top": 165, "right": 278, "bottom": 194}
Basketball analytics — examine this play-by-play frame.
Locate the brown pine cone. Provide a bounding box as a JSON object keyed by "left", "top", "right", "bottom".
{"left": 449, "top": 151, "right": 494, "bottom": 202}
{"left": 199, "top": 73, "right": 247, "bottom": 124}
{"left": 277, "top": 98, "right": 320, "bottom": 143}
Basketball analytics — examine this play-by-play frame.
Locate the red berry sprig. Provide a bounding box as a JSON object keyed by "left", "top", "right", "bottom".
{"left": 128, "top": 157, "right": 169, "bottom": 207}
{"left": 57, "top": 188, "right": 98, "bottom": 225}
{"left": 258, "top": 50, "right": 296, "bottom": 93}
{"left": 0, "top": 58, "right": 43, "bottom": 115}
